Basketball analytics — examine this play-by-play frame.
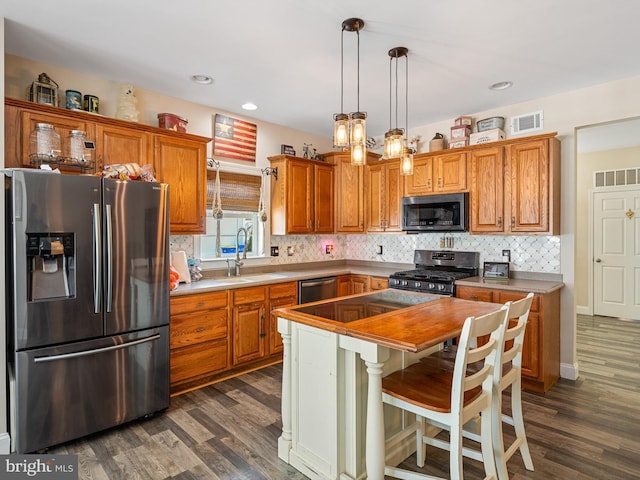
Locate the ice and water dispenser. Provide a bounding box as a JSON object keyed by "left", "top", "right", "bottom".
{"left": 26, "top": 233, "right": 75, "bottom": 301}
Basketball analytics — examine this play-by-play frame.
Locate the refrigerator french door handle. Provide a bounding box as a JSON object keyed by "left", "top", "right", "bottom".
{"left": 93, "top": 203, "right": 102, "bottom": 314}
{"left": 105, "top": 203, "right": 113, "bottom": 313}
{"left": 33, "top": 334, "right": 161, "bottom": 363}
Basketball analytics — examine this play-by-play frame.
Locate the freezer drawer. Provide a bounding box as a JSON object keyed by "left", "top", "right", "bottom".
{"left": 12, "top": 326, "right": 170, "bottom": 453}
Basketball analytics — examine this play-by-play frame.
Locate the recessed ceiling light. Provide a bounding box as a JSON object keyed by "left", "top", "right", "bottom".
{"left": 489, "top": 81, "right": 513, "bottom": 91}
{"left": 191, "top": 74, "right": 214, "bottom": 85}
{"left": 242, "top": 102, "right": 258, "bottom": 111}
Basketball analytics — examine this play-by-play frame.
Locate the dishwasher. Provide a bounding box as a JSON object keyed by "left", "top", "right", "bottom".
{"left": 298, "top": 276, "right": 337, "bottom": 304}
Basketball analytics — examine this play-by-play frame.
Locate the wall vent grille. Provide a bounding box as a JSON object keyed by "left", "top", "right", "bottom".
{"left": 594, "top": 167, "right": 640, "bottom": 187}
{"left": 510, "top": 110, "right": 543, "bottom": 135}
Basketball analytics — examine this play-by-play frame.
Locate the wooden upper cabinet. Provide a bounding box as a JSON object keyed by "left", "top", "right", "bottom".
{"left": 268, "top": 155, "right": 335, "bottom": 235}
{"left": 469, "top": 133, "right": 560, "bottom": 235}
{"left": 437, "top": 151, "right": 467, "bottom": 192}
{"left": 365, "top": 158, "right": 403, "bottom": 232}
{"left": 154, "top": 135, "right": 208, "bottom": 234}
{"left": 95, "top": 124, "right": 151, "bottom": 171}
{"left": 314, "top": 162, "right": 335, "bottom": 233}
{"left": 324, "top": 151, "right": 372, "bottom": 233}
{"left": 404, "top": 156, "right": 434, "bottom": 196}
{"left": 469, "top": 146, "right": 505, "bottom": 233}
{"left": 506, "top": 138, "right": 559, "bottom": 233}
{"left": 404, "top": 151, "right": 466, "bottom": 196}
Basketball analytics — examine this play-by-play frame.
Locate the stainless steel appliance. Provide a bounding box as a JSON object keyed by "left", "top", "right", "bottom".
{"left": 402, "top": 192, "right": 469, "bottom": 232}
{"left": 298, "top": 276, "right": 337, "bottom": 304}
{"left": 389, "top": 250, "right": 479, "bottom": 296}
{"left": 4, "top": 169, "right": 170, "bottom": 453}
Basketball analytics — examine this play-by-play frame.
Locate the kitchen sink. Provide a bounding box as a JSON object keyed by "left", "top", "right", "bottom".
{"left": 245, "top": 273, "right": 288, "bottom": 281}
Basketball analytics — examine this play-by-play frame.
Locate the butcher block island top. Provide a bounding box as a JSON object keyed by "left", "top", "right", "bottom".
{"left": 273, "top": 289, "right": 501, "bottom": 352}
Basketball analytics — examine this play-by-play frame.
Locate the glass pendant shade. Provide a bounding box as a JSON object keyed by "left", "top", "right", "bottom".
{"left": 351, "top": 141, "right": 367, "bottom": 166}
{"left": 333, "top": 113, "right": 349, "bottom": 147}
{"left": 400, "top": 146, "right": 414, "bottom": 176}
{"left": 384, "top": 128, "right": 404, "bottom": 158}
{"left": 350, "top": 112, "right": 366, "bottom": 146}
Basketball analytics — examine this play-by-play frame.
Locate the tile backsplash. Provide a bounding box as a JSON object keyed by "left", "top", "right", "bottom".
{"left": 172, "top": 233, "right": 561, "bottom": 274}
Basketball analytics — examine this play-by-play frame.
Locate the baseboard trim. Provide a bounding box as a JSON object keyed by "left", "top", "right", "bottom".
{"left": 560, "top": 362, "right": 579, "bottom": 381}
{"left": 576, "top": 305, "right": 591, "bottom": 316}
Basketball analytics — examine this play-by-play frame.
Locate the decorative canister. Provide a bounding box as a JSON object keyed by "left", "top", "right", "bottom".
{"left": 83, "top": 94, "right": 99, "bottom": 114}
{"left": 29, "top": 123, "right": 61, "bottom": 160}
{"left": 65, "top": 90, "right": 82, "bottom": 110}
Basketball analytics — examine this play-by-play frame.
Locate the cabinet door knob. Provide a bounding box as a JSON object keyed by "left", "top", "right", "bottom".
{"left": 497, "top": 217, "right": 502, "bottom": 228}
{"left": 195, "top": 326, "right": 206, "bottom": 333}
{"left": 595, "top": 258, "right": 602, "bottom": 263}
{"left": 511, "top": 216, "right": 516, "bottom": 228}
{"left": 470, "top": 295, "right": 478, "bottom": 300}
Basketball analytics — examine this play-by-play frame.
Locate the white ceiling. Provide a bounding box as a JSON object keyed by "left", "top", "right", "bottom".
{"left": 3, "top": 0, "right": 640, "bottom": 138}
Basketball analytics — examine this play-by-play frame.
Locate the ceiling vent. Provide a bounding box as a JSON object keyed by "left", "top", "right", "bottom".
{"left": 510, "top": 110, "right": 543, "bottom": 135}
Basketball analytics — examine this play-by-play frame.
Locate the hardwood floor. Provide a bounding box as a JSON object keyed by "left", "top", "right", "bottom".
{"left": 49, "top": 314, "right": 640, "bottom": 479}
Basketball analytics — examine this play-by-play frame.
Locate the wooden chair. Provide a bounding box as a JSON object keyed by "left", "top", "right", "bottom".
{"left": 491, "top": 293, "right": 535, "bottom": 479}
{"left": 419, "top": 293, "right": 535, "bottom": 480}
{"left": 381, "top": 305, "right": 510, "bottom": 480}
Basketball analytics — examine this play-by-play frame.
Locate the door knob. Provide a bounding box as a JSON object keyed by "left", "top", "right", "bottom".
{"left": 595, "top": 258, "right": 602, "bottom": 263}
{"left": 626, "top": 209, "right": 634, "bottom": 219}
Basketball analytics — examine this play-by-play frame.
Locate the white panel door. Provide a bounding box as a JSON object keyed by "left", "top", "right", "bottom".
{"left": 593, "top": 189, "right": 640, "bottom": 319}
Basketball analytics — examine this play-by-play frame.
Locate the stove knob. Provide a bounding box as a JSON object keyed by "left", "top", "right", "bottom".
{"left": 437, "top": 284, "right": 446, "bottom": 291}
{"left": 428, "top": 283, "right": 436, "bottom": 290}
{"left": 415, "top": 282, "right": 421, "bottom": 288}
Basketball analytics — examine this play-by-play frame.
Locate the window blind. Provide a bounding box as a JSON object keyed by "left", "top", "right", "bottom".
{"left": 206, "top": 170, "right": 262, "bottom": 212}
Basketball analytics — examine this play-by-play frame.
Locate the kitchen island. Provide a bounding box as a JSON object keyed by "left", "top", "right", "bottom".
{"left": 273, "top": 290, "right": 501, "bottom": 480}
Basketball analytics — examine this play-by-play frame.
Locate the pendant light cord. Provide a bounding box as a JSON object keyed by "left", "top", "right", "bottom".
{"left": 388, "top": 56, "right": 392, "bottom": 130}
{"left": 356, "top": 27, "right": 360, "bottom": 112}
{"left": 340, "top": 27, "right": 344, "bottom": 114}
{"left": 395, "top": 53, "right": 399, "bottom": 130}
{"left": 405, "top": 53, "right": 409, "bottom": 140}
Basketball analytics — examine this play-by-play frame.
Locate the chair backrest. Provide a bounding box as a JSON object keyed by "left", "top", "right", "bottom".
{"left": 500, "top": 293, "right": 534, "bottom": 380}
{"left": 451, "top": 305, "right": 510, "bottom": 417}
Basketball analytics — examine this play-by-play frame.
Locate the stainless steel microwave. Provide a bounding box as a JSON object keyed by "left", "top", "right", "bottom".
{"left": 402, "top": 192, "right": 469, "bottom": 232}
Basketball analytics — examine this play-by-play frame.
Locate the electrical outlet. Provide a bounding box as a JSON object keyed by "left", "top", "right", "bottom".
{"left": 502, "top": 249, "right": 511, "bottom": 262}
{"left": 270, "top": 246, "right": 279, "bottom": 257}
{"left": 376, "top": 245, "right": 383, "bottom": 255}
{"left": 287, "top": 246, "right": 294, "bottom": 256}
{"left": 325, "top": 244, "right": 334, "bottom": 254}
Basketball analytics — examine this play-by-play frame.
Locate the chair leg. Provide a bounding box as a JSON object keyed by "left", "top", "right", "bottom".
{"left": 450, "top": 422, "right": 465, "bottom": 480}
{"left": 511, "top": 381, "right": 534, "bottom": 471}
{"left": 492, "top": 391, "right": 509, "bottom": 480}
{"left": 480, "top": 407, "right": 498, "bottom": 480}
{"left": 416, "top": 415, "right": 426, "bottom": 468}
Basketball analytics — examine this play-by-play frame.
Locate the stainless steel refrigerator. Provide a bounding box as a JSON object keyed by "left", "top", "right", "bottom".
{"left": 4, "top": 169, "right": 171, "bottom": 453}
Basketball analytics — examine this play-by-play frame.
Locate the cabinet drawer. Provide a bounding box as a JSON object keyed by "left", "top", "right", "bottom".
{"left": 170, "top": 308, "right": 228, "bottom": 348}
{"left": 456, "top": 286, "right": 494, "bottom": 302}
{"left": 170, "top": 290, "right": 228, "bottom": 316}
{"left": 270, "top": 281, "right": 298, "bottom": 300}
{"left": 170, "top": 339, "right": 228, "bottom": 384}
{"left": 233, "top": 285, "right": 267, "bottom": 305}
{"left": 370, "top": 276, "right": 389, "bottom": 290}
{"left": 497, "top": 291, "right": 540, "bottom": 312}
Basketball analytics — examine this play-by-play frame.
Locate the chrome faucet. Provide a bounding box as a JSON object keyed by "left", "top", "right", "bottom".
{"left": 235, "top": 227, "right": 248, "bottom": 276}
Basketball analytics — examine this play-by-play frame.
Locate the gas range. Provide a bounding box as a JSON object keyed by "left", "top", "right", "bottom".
{"left": 389, "top": 250, "right": 480, "bottom": 296}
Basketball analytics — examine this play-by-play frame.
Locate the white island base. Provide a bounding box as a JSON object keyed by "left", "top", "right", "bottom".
{"left": 277, "top": 317, "right": 438, "bottom": 480}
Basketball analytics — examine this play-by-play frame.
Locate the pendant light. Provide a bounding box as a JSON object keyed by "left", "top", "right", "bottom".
{"left": 333, "top": 18, "right": 367, "bottom": 166}
{"left": 384, "top": 47, "right": 407, "bottom": 160}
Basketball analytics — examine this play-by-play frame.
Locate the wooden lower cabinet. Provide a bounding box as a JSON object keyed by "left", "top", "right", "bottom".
{"left": 370, "top": 276, "right": 389, "bottom": 291}
{"left": 456, "top": 285, "right": 559, "bottom": 392}
{"left": 232, "top": 286, "right": 268, "bottom": 365}
{"left": 336, "top": 274, "right": 372, "bottom": 296}
{"left": 268, "top": 282, "right": 298, "bottom": 355}
{"left": 169, "top": 291, "right": 230, "bottom": 394}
